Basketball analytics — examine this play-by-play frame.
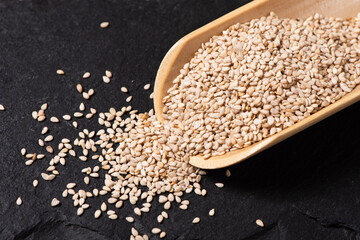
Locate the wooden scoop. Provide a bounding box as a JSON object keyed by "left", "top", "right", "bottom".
{"left": 153, "top": 0, "right": 360, "bottom": 169}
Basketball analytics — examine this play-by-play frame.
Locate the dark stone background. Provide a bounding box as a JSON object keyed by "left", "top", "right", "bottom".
{"left": 1, "top": 0, "right": 360, "bottom": 239}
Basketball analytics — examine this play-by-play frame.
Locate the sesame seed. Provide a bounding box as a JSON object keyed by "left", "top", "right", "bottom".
{"left": 143, "top": 84, "right": 150, "bottom": 90}
{"left": 225, "top": 169, "right": 231, "bottom": 177}
{"left": 83, "top": 72, "right": 91, "bottom": 79}
{"left": 50, "top": 116, "right": 59, "bottom": 123}
{"left": 0, "top": 104, "right": 5, "bottom": 111}
{"left": 94, "top": 209, "right": 101, "bottom": 219}
{"left": 41, "top": 127, "right": 48, "bottom": 135}
{"left": 126, "top": 96, "right": 132, "bottom": 102}
{"left": 209, "top": 208, "right": 215, "bottom": 216}
{"left": 76, "top": 84, "right": 83, "bottom": 93}
{"left": 32, "top": 111, "right": 38, "bottom": 119}
{"left": 256, "top": 219, "right": 264, "bottom": 227}
{"left": 103, "top": 76, "right": 110, "bottom": 84}
{"left": 77, "top": 207, "right": 84, "bottom": 216}
{"left": 21, "top": 148, "right": 26, "bottom": 156}
{"left": 16, "top": 197, "right": 22, "bottom": 206}
{"left": 40, "top": 103, "right": 48, "bottom": 110}
{"left": 56, "top": 69, "right": 64, "bottom": 75}
{"left": 160, "top": 232, "right": 166, "bottom": 238}
{"left": 215, "top": 183, "right": 224, "bottom": 188}
{"left": 100, "top": 22, "right": 109, "bottom": 28}
{"left": 44, "top": 135, "right": 53, "bottom": 142}
{"left": 105, "top": 70, "right": 112, "bottom": 78}
{"left": 121, "top": 87, "right": 128, "bottom": 93}
{"left": 63, "top": 115, "right": 71, "bottom": 120}
{"left": 51, "top": 198, "right": 60, "bottom": 207}
{"left": 74, "top": 112, "right": 83, "bottom": 118}
{"left": 192, "top": 217, "right": 200, "bottom": 224}
{"left": 152, "top": 228, "right": 161, "bottom": 234}
{"left": 126, "top": 216, "right": 134, "bottom": 223}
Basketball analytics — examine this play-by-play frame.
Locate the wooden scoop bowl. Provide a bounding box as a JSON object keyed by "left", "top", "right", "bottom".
{"left": 153, "top": 0, "right": 360, "bottom": 169}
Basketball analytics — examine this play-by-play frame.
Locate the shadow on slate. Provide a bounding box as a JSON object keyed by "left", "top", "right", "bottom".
{"left": 1, "top": 0, "right": 360, "bottom": 240}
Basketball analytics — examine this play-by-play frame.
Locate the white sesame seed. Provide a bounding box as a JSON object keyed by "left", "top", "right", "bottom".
{"left": 74, "top": 112, "right": 83, "bottom": 118}
{"left": 32, "top": 111, "right": 38, "bottom": 119}
{"left": 50, "top": 116, "right": 59, "bottom": 123}
{"left": 0, "top": 104, "right": 4, "bottom": 111}
{"left": 209, "top": 208, "right": 215, "bottom": 216}
{"left": 56, "top": 69, "right": 65, "bottom": 75}
{"left": 103, "top": 76, "right": 110, "bottom": 84}
{"left": 192, "top": 217, "right": 200, "bottom": 224}
{"left": 126, "top": 216, "right": 134, "bottom": 223}
{"left": 121, "top": 87, "right": 128, "bottom": 93}
{"left": 21, "top": 148, "right": 26, "bottom": 156}
{"left": 94, "top": 209, "right": 102, "bottom": 219}
{"left": 256, "top": 219, "right": 264, "bottom": 227}
{"left": 44, "top": 135, "right": 53, "bottom": 142}
{"left": 77, "top": 207, "right": 84, "bottom": 216}
{"left": 143, "top": 84, "right": 150, "bottom": 90}
{"left": 83, "top": 72, "right": 91, "bottom": 79}
{"left": 105, "top": 70, "right": 112, "bottom": 78}
{"left": 88, "top": 89, "right": 94, "bottom": 96}
{"left": 157, "top": 215, "right": 164, "bottom": 223}
{"left": 160, "top": 232, "right": 166, "bottom": 238}
{"left": 126, "top": 96, "right": 132, "bottom": 102}
{"left": 41, "top": 127, "right": 48, "bottom": 135}
{"left": 72, "top": 121, "right": 78, "bottom": 128}
{"left": 215, "top": 183, "right": 224, "bottom": 188}
{"left": 63, "top": 115, "right": 71, "bottom": 120}
{"left": 76, "top": 84, "right": 83, "bottom": 93}
{"left": 16, "top": 197, "right": 22, "bottom": 205}
{"left": 100, "top": 22, "right": 109, "bottom": 28}
{"left": 51, "top": 198, "right": 60, "bottom": 207}
{"left": 40, "top": 103, "right": 48, "bottom": 110}
{"left": 152, "top": 228, "right": 161, "bottom": 234}
{"left": 134, "top": 207, "right": 141, "bottom": 216}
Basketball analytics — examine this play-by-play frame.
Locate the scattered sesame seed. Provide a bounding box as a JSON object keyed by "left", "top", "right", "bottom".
{"left": 225, "top": 169, "right": 231, "bottom": 177}
{"left": 192, "top": 217, "right": 200, "bottom": 224}
{"left": 41, "top": 103, "right": 48, "bottom": 110}
{"left": 44, "top": 135, "right": 53, "bottom": 142}
{"left": 63, "top": 115, "right": 71, "bottom": 120}
{"left": 56, "top": 69, "right": 65, "bottom": 75}
{"left": 215, "top": 183, "right": 224, "bottom": 188}
{"left": 143, "top": 84, "right": 150, "bottom": 90}
{"left": 0, "top": 104, "right": 5, "bottom": 111}
{"left": 51, "top": 198, "right": 60, "bottom": 207}
{"left": 160, "top": 232, "right": 166, "bottom": 238}
{"left": 105, "top": 70, "right": 112, "bottom": 78}
{"left": 209, "top": 208, "right": 215, "bottom": 216}
{"left": 50, "top": 116, "right": 59, "bottom": 123}
{"left": 21, "top": 148, "right": 26, "bottom": 156}
{"left": 256, "top": 219, "right": 264, "bottom": 227}
{"left": 33, "top": 179, "right": 38, "bottom": 188}
{"left": 16, "top": 197, "right": 22, "bottom": 206}
{"left": 32, "top": 111, "right": 38, "bottom": 119}
{"left": 76, "top": 84, "right": 83, "bottom": 93}
{"left": 94, "top": 209, "right": 101, "bottom": 219}
{"left": 121, "top": 87, "right": 128, "bottom": 93}
{"left": 152, "top": 228, "right": 161, "bottom": 234}
{"left": 102, "top": 76, "right": 110, "bottom": 84}
{"left": 100, "top": 22, "right": 109, "bottom": 28}
{"left": 83, "top": 72, "right": 91, "bottom": 79}
{"left": 41, "top": 127, "right": 48, "bottom": 135}
{"left": 126, "top": 96, "right": 132, "bottom": 102}
{"left": 126, "top": 216, "right": 134, "bottom": 223}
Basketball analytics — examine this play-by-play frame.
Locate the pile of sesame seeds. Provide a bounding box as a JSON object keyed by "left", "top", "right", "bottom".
{"left": 20, "top": 66, "right": 214, "bottom": 238}
{"left": 163, "top": 12, "right": 360, "bottom": 159}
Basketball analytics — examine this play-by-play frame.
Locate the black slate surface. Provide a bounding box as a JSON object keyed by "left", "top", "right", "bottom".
{"left": 1, "top": 0, "right": 360, "bottom": 239}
